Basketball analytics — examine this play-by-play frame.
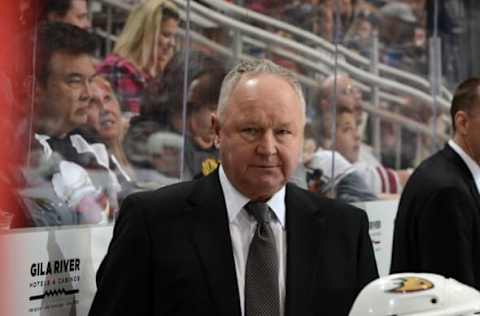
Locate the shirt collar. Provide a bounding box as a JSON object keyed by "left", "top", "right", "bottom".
{"left": 218, "top": 165, "right": 286, "bottom": 228}
{"left": 448, "top": 139, "right": 480, "bottom": 192}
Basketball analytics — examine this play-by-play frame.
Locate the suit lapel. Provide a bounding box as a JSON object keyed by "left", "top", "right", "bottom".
{"left": 188, "top": 171, "right": 241, "bottom": 316}
{"left": 285, "top": 184, "right": 326, "bottom": 316}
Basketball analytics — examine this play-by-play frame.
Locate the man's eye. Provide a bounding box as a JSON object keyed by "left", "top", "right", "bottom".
{"left": 241, "top": 128, "right": 258, "bottom": 136}
{"left": 66, "top": 78, "right": 83, "bottom": 86}
{"left": 276, "top": 129, "right": 291, "bottom": 136}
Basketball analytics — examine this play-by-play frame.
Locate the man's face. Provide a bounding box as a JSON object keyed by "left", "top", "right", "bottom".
{"left": 188, "top": 76, "right": 217, "bottom": 149}
{"left": 61, "top": 0, "right": 91, "bottom": 30}
{"left": 38, "top": 52, "right": 96, "bottom": 137}
{"left": 319, "top": 76, "right": 363, "bottom": 126}
{"left": 336, "top": 76, "right": 363, "bottom": 124}
{"left": 462, "top": 107, "right": 480, "bottom": 165}
{"left": 190, "top": 106, "right": 216, "bottom": 149}
{"left": 335, "top": 112, "right": 360, "bottom": 163}
{"left": 357, "top": 20, "right": 372, "bottom": 40}
{"left": 215, "top": 74, "right": 304, "bottom": 201}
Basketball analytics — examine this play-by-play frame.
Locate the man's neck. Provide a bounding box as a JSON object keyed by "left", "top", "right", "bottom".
{"left": 33, "top": 115, "right": 71, "bottom": 139}
{"left": 452, "top": 134, "right": 480, "bottom": 165}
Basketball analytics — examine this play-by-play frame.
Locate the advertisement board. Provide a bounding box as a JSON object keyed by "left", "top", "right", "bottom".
{"left": 0, "top": 225, "right": 113, "bottom": 316}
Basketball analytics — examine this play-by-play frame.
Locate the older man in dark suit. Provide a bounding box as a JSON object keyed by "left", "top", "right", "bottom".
{"left": 391, "top": 78, "right": 480, "bottom": 289}
{"left": 89, "top": 59, "right": 378, "bottom": 316}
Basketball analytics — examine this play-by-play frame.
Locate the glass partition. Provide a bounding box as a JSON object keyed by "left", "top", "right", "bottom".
{"left": 4, "top": 0, "right": 480, "bottom": 229}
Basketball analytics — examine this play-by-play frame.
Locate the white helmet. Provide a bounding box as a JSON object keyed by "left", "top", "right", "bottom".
{"left": 349, "top": 273, "right": 480, "bottom": 316}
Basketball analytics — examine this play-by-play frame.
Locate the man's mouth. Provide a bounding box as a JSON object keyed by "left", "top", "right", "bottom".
{"left": 252, "top": 164, "right": 280, "bottom": 169}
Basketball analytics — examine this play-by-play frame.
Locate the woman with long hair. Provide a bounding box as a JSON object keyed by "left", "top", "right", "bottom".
{"left": 98, "top": 0, "right": 179, "bottom": 115}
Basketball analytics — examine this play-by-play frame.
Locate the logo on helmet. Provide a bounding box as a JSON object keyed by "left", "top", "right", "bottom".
{"left": 386, "top": 276, "right": 434, "bottom": 293}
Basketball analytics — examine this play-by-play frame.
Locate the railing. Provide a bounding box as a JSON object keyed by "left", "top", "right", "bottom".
{"left": 90, "top": 0, "right": 450, "bottom": 168}
{"left": 199, "top": 0, "right": 453, "bottom": 102}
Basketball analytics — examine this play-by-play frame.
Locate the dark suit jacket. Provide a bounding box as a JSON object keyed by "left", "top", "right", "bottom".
{"left": 89, "top": 170, "right": 378, "bottom": 316}
{"left": 391, "top": 144, "right": 480, "bottom": 289}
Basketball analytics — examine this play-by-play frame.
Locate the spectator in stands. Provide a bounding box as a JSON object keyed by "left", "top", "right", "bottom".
{"left": 122, "top": 118, "right": 168, "bottom": 172}
{"left": 317, "top": 74, "right": 364, "bottom": 129}
{"left": 338, "top": 0, "right": 356, "bottom": 36}
{"left": 281, "top": 1, "right": 321, "bottom": 33}
{"left": 33, "top": 22, "right": 96, "bottom": 140}
{"left": 328, "top": 108, "right": 361, "bottom": 164}
{"left": 344, "top": 10, "right": 375, "bottom": 57}
{"left": 426, "top": 0, "right": 467, "bottom": 88}
{"left": 89, "top": 76, "right": 133, "bottom": 180}
{"left": 97, "top": 0, "right": 179, "bottom": 115}
{"left": 41, "top": 0, "right": 91, "bottom": 30}
{"left": 319, "top": 0, "right": 356, "bottom": 39}
{"left": 27, "top": 22, "right": 120, "bottom": 226}
{"left": 302, "top": 135, "right": 378, "bottom": 202}
{"left": 89, "top": 75, "right": 179, "bottom": 189}
{"left": 138, "top": 52, "right": 225, "bottom": 132}
{"left": 316, "top": 4, "right": 334, "bottom": 42}
{"left": 183, "top": 68, "right": 226, "bottom": 179}
{"left": 316, "top": 74, "right": 411, "bottom": 197}
{"left": 279, "top": 1, "right": 334, "bottom": 42}
{"left": 377, "top": 2, "right": 419, "bottom": 72}
{"left": 145, "top": 131, "right": 183, "bottom": 183}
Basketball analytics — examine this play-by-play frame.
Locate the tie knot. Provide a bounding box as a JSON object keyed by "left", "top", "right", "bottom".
{"left": 245, "top": 202, "right": 272, "bottom": 223}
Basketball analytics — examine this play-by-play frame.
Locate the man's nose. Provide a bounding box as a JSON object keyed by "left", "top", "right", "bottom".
{"left": 80, "top": 80, "right": 92, "bottom": 101}
{"left": 256, "top": 131, "right": 277, "bottom": 156}
{"left": 354, "top": 130, "right": 361, "bottom": 142}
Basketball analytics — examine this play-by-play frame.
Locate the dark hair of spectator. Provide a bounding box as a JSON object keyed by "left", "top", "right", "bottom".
{"left": 188, "top": 68, "right": 226, "bottom": 113}
{"left": 451, "top": 77, "right": 480, "bottom": 132}
{"left": 35, "top": 22, "right": 96, "bottom": 85}
{"left": 41, "top": 0, "right": 88, "bottom": 21}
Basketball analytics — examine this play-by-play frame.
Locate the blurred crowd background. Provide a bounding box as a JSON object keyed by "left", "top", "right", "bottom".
{"left": 1, "top": 0, "right": 479, "bottom": 228}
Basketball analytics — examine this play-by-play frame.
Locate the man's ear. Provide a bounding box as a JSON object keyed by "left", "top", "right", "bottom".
{"left": 454, "top": 111, "right": 469, "bottom": 136}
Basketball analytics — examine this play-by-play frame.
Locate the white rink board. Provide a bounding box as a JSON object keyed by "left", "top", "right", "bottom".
{"left": 356, "top": 200, "right": 399, "bottom": 277}
{"left": 0, "top": 225, "right": 113, "bottom": 316}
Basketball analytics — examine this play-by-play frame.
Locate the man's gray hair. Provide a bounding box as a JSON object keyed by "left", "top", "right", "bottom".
{"left": 217, "top": 59, "right": 306, "bottom": 123}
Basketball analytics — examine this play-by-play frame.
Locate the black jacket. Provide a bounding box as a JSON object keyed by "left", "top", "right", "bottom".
{"left": 89, "top": 170, "right": 378, "bottom": 316}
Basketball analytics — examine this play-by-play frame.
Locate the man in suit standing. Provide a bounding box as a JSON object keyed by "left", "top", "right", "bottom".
{"left": 89, "top": 59, "right": 378, "bottom": 316}
{"left": 391, "top": 78, "right": 480, "bottom": 289}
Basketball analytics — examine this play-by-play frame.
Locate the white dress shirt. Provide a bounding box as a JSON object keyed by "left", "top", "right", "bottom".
{"left": 218, "top": 166, "right": 286, "bottom": 316}
{"left": 448, "top": 140, "right": 480, "bottom": 193}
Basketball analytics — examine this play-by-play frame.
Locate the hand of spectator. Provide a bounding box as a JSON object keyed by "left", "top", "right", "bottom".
{"left": 51, "top": 160, "right": 105, "bottom": 223}
{"left": 76, "top": 193, "right": 108, "bottom": 224}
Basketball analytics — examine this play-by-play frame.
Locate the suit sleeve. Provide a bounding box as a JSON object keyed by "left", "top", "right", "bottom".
{"left": 88, "top": 194, "right": 153, "bottom": 316}
{"left": 356, "top": 209, "right": 379, "bottom": 288}
{"left": 416, "top": 187, "right": 475, "bottom": 286}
